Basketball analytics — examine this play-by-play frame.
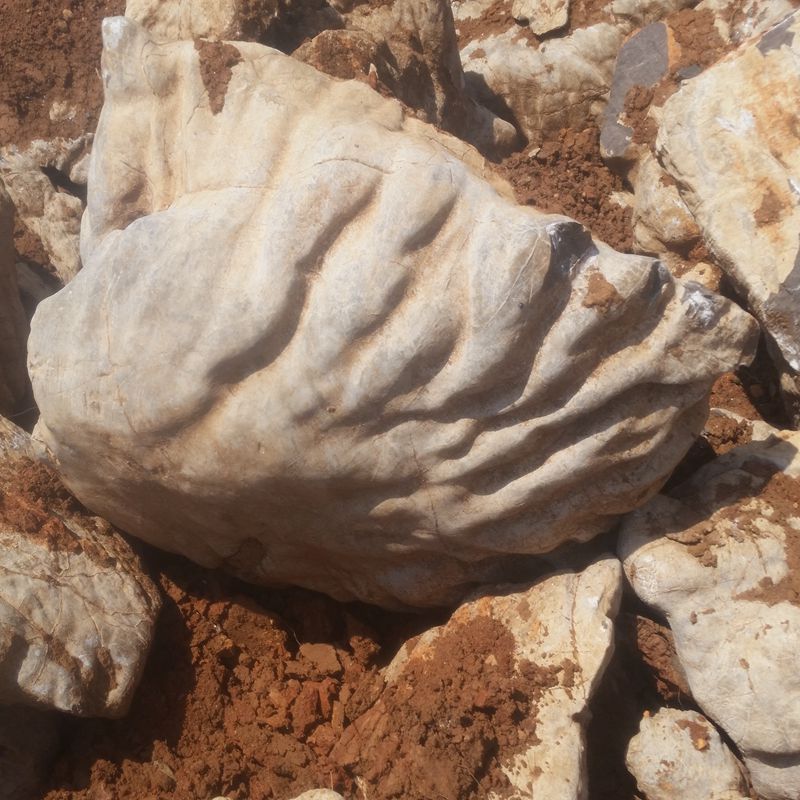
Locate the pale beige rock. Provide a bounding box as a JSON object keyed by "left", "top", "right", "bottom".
{"left": 696, "top": 0, "right": 797, "bottom": 45}
{"left": 0, "top": 136, "right": 91, "bottom": 283}
{"left": 296, "top": 0, "right": 519, "bottom": 157}
{"left": 511, "top": 0, "right": 568, "bottom": 35}
{"left": 29, "top": 18, "right": 756, "bottom": 608}
{"left": 289, "top": 792, "right": 345, "bottom": 800}
{"left": 626, "top": 708, "right": 748, "bottom": 800}
{"left": 454, "top": 0, "right": 693, "bottom": 142}
{"left": 657, "top": 11, "right": 800, "bottom": 374}
{"left": 339, "top": 557, "right": 622, "bottom": 799}
{"left": 0, "top": 184, "right": 30, "bottom": 419}
{"left": 0, "top": 416, "right": 161, "bottom": 717}
{"left": 620, "top": 423, "right": 800, "bottom": 799}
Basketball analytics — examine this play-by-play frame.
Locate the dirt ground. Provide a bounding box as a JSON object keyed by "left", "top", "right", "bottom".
{"left": 1, "top": 1, "right": 792, "bottom": 799}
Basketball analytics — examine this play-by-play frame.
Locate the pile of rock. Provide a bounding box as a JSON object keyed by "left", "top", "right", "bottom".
{"left": 2, "top": 0, "right": 799, "bottom": 798}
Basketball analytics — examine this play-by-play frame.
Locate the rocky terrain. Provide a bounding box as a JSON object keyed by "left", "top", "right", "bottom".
{"left": 1, "top": 0, "right": 800, "bottom": 799}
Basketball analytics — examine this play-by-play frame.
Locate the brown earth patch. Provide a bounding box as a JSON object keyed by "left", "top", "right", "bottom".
{"left": 754, "top": 187, "right": 784, "bottom": 226}
{"left": 676, "top": 716, "right": 711, "bottom": 750}
{"left": 497, "top": 126, "right": 633, "bottom": 251}
{"left": 583, "top": 270, "right": 624, "bottom": 312}
{"left": 195, "top": 40, "right": 243, "bottom": 115}
{"left": 703, "top": 409, "right": 754, "bottom": 455}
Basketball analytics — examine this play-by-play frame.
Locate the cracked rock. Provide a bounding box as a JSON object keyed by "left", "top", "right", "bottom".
{"left": 28, "top": 17, "right": 757, "bottom": 609}
{"left": 620, "top": 420, "right": 800, "bottom": 799}
{"left": 657, "top": 10, "right": 800, "bottom": 378}
{"left": 626, "top": 708, "right": 748, "bottom": 800}
{"left": 0, "top": 416, "right": 161, "bottom": 717}
{"left": 332, "top": 556, "right": 622, "bottom": 798}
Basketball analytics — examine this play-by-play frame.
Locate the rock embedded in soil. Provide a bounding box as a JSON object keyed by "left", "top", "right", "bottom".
{"left": 626, "top": 707, "right": 748, "bottom": 800}
{"left": 0, "top": 415, "right": 161, "bottom": 717}
{"left": 30, "top": 17, "right": 757, "bottom": 609}
{"left": 657, "top": 10, "right": 800, "bottom": 379}
{"left": 332, "top": 556, "right": 622, "bottom": 799}
{"left": 0, "top": 136, "right": 91, "bottom": 283}
{"left": 0, "top": 183, "right": 31, "bottom": 419}
{"left": 619, "top": 420, "right": 800, "bottom": 799}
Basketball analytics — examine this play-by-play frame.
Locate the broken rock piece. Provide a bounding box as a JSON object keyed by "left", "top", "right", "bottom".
{"left": 29, "top": 17, "right": 756, "bottom": 609}
{"left": 657, "top": 10, "right": 800, "bottom": 376}
{"left": 626, "top": 708, "right": 748, "bottom": 800}
{"left": 620, "top": 422, "right": 800, "bottom": 800}
{"left": 0, "top": 416, "right": 161, "bottom": 717}
{"left": 333, "top": 556, "right": 622, "bottom": 799}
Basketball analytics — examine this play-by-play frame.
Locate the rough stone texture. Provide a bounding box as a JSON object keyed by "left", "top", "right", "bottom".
{"left": 125, "top": 0, "right": 279, "bottom": 41}
{"left": 295, "top": 0, "right": 519, "bottom": 158}
{"left": 454, "top": 0, "right": 693, "bottom": 144}
{"left": 0, "top": 705, "right": 60, "bottom": 800}
{"left": 334, "top": 556, "right": 622, "bottom": 799}
{"left": 0, "top": 183, "right": 30, "bottom": 420}
{"left": 0, "top": 136, "right": 91, "bottom": 283}
{"left": 619, "top": 421, "right": 800, "bottom": 799}
{"left": 657, "top": 11, "right": 800, "bottom": 375}
{"left": 290, "top": 792, "right": 345, "bottom": 800}
{"left": 29, "top": 17, "right": 757, "bottom": 609}
{"left": 696, "top": 0, "right": 798, "bottom": 46}
{"left": 626, "top": 708, "right": 748, "bottom": 800}
{"left": 511, "top": 0, "right": 569, "bottom": 35}
{"left": 0, "top": 415, "right": 161, "bottom": 718}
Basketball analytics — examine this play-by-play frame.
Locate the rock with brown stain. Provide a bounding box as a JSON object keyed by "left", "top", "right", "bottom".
{"left": 657, "top": 10, "right": 800, "bottom": 379}
{"left": 626, "top": 708, "right": 748, "bottom": 800}
{"left": 333, "top": 556, "right": 622, "bottom": 799}
{"left": 295, "top": 0, "right": 519, "bottom": 158}
{"left": 29, "top": 17, "right": 756, "bottom": 609}
{"left": 620, "top": 421, "right": 800, "bottom": 799}
{"left": 0, "top": 183, "right": 31, "bottom": 419}
{"left": 0, "top": 415, "right": 161, "bottom": 717}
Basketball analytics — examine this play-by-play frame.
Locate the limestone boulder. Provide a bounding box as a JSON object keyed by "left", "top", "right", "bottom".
{"left": 0, "top": 136, "right": 91, "bottom": 283}
{"left": 0, "top": 184, "right": 30, "bottom": 420}
{"left": 626, "top": 708, "right": 748, "bottom": 800}
{"left": 333, "top": 556, "right": 622, "bottom": 798}
{"left": 619, "top": 422, "right": 800, "bottom": 799}
{"left": 657, "top": 11, "right": 800, "bottom": 375}
{"left": 295, "top": 0, "right": 519, "bottom": 157}
{"left": 0, "top": 416, "right": 161, "bottom": 717}
{"left": 28, "top": 17, "right": 757, "bottom": 609}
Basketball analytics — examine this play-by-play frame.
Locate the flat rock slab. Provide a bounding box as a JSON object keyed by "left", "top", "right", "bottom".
{"left": 620, "top": 421, "right": 800, "bottom": 799}
{"left": 657, "top": 10, "right": 800, "bottom": 374}
{"left": 28, "top": 17, "right": 756, "bottom": 608}
{"left": 626, "top": 708, "right": 747, "bottom": 800}
{"left": 0, "top": 416, "right": 161, "bottom": 717}
{"left": 332, "top": 556, "right": 622, "bottom": 799}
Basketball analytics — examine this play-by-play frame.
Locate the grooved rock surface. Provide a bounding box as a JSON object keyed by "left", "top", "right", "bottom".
{"left": 619, "top": 421, "right": 800, "bottom": 800}
{"left": 626, "top": 708, "right": 747, "bottom": 800}
{"left": 29, "top": 17, "right": 757, "bottom": 609}
{"left": 0, "top": 416, "right": 161, "bottom": 717}
{"left": 0, "top": 184, "right": 30, "bottom": 419}
{"left": 657, "top": 10, "right": 800, "bottom": 374}
{"left": 333, "top": 557, "right": 622, "bottom": 799}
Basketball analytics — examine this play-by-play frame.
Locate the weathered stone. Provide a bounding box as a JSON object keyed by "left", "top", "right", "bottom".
{"left": 454, "top": 0, "right": 693, "bottom": 143}
{"left": 620, "top": 421, "right": 800, "bottom": 799}
{"left": 626, "top": 708, "right": 748, "bottom": 800}
{"left": 696, "top": 0, "right": 797, "bottom": 46}
{"left": 657, "top": 10, "right": 800, "bottom": 376}
{"left": 0, "top": 705, "right": 60, "bottom": 800}
{"left": 334, "top": 556, "right": 622, "bottom": 798}
{"left": 296, "top": 0, "right": 519, "bottom": 157}
{"left": 29, "top": 17, "right": 756, "bottom": 608}
{"left": 289, "top": 792, "right": 345, "bottom": 800}
{"left": 0, "top": 416, "right": 161, "bottom": 717}
{"left": 511, "top": 0, "right": 568, "bottom": 35}
{"left": 0, "top": 184, "right": 30, "bottom": 420}
{"left": 0, "top": 136, "right": 90, "bottom": 283}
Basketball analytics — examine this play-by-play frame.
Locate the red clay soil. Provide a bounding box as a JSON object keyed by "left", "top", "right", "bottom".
{"left": 498, "top": 126, "right": 634, "bottom": 252}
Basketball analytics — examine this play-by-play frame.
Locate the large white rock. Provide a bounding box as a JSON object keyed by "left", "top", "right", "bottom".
{"left": 626, "top": 708, "right": 748, "bottom": 800}
{"left": 0, "top": 184, "right": 30, "bottom": 419}
{"left": 0, "top": 416, "right": 161, "bottom": 717}
{"left": 334, "top": 556, "right": 622, "bottom": 799}
{"left": 657, "top": 10, "right": 800, "bottom": 374}
{"left": 29, "top": 17, "right": 756, "bottom": 608}
{"left": 620, "top": 422, "right": 800, "bottom": 799}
